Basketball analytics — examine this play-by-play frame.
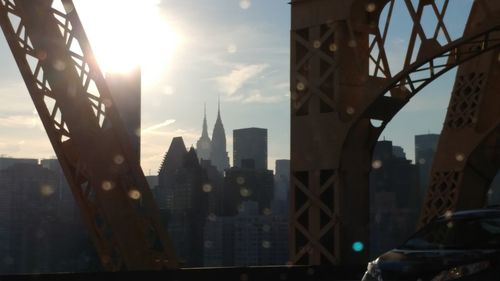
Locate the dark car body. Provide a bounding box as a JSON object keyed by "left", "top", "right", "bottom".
{"left": 362, "top": 208, "right": 500, "bottom": 281}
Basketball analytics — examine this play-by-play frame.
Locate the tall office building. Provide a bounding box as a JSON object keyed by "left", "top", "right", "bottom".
{"left": 0, "top": 157, "right": 37, "bottom": 170}
{"left": 273, "top": 159, "right": 290, "bottom": 216}
{"left": 106, "top": 68, "right": 141, "bottom": 164}
{"left": 210, "top": 101, "right": 230, "bottom": 174}
{"left": 415, "top": 134, "right": 440, "bottom": 200}
{"left": 370, "top": 140, "right": 420, "bottom": 257}
{"left": 196, "top": 104, "right": 211, "bottom": 162}
{"left": 233, "top": 128, "right": 268, "bottom": 171}
{"left": 157, "top": 137, "right": 208, "bottom": 267}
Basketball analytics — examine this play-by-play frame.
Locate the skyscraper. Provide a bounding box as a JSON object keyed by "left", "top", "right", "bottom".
{"left": 157, "top": 137, "right": 208, "bottom": 267}
{"left": 196, "top": 104, "right": 211, "bottom": 162}
{"left": 210, "top": 100, "right": 230, "bottom": 174}
{"left": 233, "top": 128, "right": 268, "bottom": 171}
{"left": 106, "top": 68, "right": 141, "bottom": 164}
{"left": 415, "top": 134, "right": 440, "bottom": 200}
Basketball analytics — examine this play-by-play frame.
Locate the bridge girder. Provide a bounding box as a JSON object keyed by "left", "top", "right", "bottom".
{"left": 291, "top": 0, "right": 500, "bottom": 265}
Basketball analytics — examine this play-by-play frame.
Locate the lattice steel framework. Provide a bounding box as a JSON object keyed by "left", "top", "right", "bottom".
{"left": 291, "top": 0, "right": 500, "bottom": 265}
{"left": 0, "top": 0, "right": 178, "bottom": 270}
{"left": 419, "top": 0, "right": 500, "bottom": 226}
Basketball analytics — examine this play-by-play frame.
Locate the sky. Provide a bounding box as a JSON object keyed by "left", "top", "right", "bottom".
{"left": 0, "top": 0, "right": 475, "bottom": 174}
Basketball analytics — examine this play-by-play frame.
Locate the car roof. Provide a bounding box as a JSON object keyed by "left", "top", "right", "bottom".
{"left": 436, "top": 208, "right": 500, "bottom": 221}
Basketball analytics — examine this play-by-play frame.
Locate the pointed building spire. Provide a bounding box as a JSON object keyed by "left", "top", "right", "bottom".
{"left": 196, "top": 103, "right": 212, "bottom": 162}
{"left": 201, "top": 103, "right": 209, "bottom": 138}
{"left": 217, "top": 95, "right": 221, "bottom": 120}
{"left": 210, "top": 97, "right": 230, "bottom": 174}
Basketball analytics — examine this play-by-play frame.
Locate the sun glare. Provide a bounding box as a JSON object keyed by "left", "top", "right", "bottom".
{"left": 72, "top": 0, "right": 182, "bottom": 82}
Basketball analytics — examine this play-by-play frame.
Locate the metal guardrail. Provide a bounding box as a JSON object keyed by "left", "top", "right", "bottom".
{"left": 0, "top": 265, "right": 366, "bottom": 281}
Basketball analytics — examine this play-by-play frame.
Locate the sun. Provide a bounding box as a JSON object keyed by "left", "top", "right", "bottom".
{"left": 72, "top": 0, "right": 182, "bottom": 82}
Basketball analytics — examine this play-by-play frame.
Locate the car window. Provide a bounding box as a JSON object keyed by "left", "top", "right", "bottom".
{"left": 400, "top": 217, "right": 500, "bottom": 250}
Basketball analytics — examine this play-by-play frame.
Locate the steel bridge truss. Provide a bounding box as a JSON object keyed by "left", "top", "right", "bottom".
{"left": 291, "top": 0, "right": 500, "bottom": 265}
{"left": 0, "top": 0, "right": 178, "bottom": 271}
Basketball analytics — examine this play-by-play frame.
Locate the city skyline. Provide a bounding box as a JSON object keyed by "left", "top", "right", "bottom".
{"left": 0, "top": 1, "right": 476, "bottom": 174}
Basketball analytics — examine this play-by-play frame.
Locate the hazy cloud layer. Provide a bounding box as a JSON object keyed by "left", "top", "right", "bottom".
{"left": 214, "top": 64, "right": 268, "bottom": 96}
{"left": 143, "top": 119, "right": 176, "bottom": 133}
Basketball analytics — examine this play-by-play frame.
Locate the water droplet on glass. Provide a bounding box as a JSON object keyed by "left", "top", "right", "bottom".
{"left": 371, "top": 160, "right": 382, "bottom": 169}
{"left": 296, "top": 82, "right": 305, "bottom": 91}
{"left": 444, "top": 210, "right": 453, "bottom": 219}
{"left": 366, "top": 3, "right": 376, "bottom": 13}
{"left": 36, "top": 50, "right": 47, "bottom": 61}
{"left": 262, "top": 224, "right": 271, "bottom": 232}
{"left": 352, "top": 241, "right": 364, "bottom": 252}
{"left": 348, "top": 40, "right": 357, "bottom": 48}
{"left": 418, "top": 158, "right": 426, "bottom": 165}
{"left": 101, "top": 181, "right": 113, "bottom": 191}
{"left": 239, "top": 0, "right": 251, "bottom": 9}
{"left": 208, "top": 213, "right": 217, "bottom": 222}
{"left": 455, "top": 153, "right": 465, "bottom": 162}
{"left": 113, "top": 154, "right": 124, "bottom": 165}
{"left": 236, "top": 176, "right": 245, "bottom": 185}
{"left": 53, "top": 60, "right": 66, "bottom": 71}
{"left": 346, "top": 106, "right": 355, "bottom": 115}
{"left": 447, "top": 222, "right": 454, "bottom": 228}
{"left": 227, "top": 44, "right": 237, "bottom": 53}
{"left": 262, "top": 240, "right": 271, "bottom": 248}
{"left": 202, "top": 183, "right": 213, "bottom": 192}
{"left": 40, "top": 184, "right": 55, "bottom": 196}
{"left": 263, "top": 208, "right": 272, "bottom": 216}
{"left": 240, "top": 187, "right": 251, "bottom": 197}
{"left": 313, "top": 40, "right": 321, "bottom": 49}
{"left": 128, "top": 189, "right": 141, "bottom": 200}
{"left": 329, "top": 43, "right": 337, "bottom": 52}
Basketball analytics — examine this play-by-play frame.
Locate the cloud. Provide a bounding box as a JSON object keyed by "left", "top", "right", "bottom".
{"left": 273, "top": 82, "right": 289, "bottom": 90}
{"left": 143, "top": 119, "right": 176, "bottom": 133}
{"left": 242, "top": 90, "right": 283, "bottom": 104}
{"left": 0, "top": 115, "right": 41, "bottom": 128}
{"left": 213, "top": 64, "right": 268, "bottom": 96}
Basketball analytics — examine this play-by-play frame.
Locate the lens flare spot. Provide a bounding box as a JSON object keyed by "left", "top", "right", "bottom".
{"left": 371, "top": 160, "right": 382, "bottom": 169}
{"left": 329, "top": 43, "right": 338, "bottom": 52}
{"left": 202, "top": 183, "right": 213, "bottom": 193}
{"left": 40, "top": 184, "right": 55, "bottom": 196}
{"left": 262, "top": 224, "right": 271, "bottom": 232}
{"left": 262, "top": 240, "right": 271, "bottom": 248}
{"left": 346, "top": 106, "right": 355, "bottom": 115}
{"left": 208, "top": 213, "right": 217, "bottom": 221}
{"left": 101, "top": 181, "right": 113, "bottom": 191}
{"left": 236, "top": 176, "right": 245, "bottom": 185}
{"left": 128, "top": 189, "right": 141, "bottom": 200}
{"left": 240, "top": 187, "right": 251, "bottom": 197}
{"left": 227, "top": 44, "right": 237, "bottom": 53}
{"left": 113, "top": 154, "right": 124, "bottom": 165}
{"left": 352, "top": 241, "right": 364, "bottom": 252}
{"left": 239, "top": 0, "right": 251, "bottom": 9}
{"left": 366, "top": 3, "right": 376, "bottom": 12}
{"left": 53, "top": 60, "right": 66, "bottom": 71}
